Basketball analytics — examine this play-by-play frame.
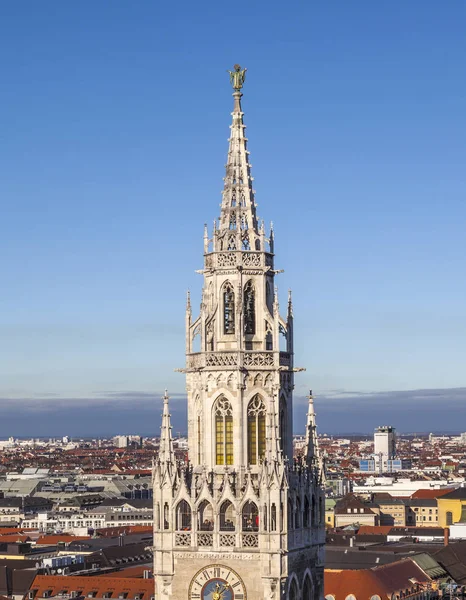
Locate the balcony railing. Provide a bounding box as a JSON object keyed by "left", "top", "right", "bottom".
{"left": 187, "top": 351, "right": 292, "bottom": 370}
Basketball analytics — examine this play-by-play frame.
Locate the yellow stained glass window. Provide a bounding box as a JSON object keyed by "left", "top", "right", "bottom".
{"left": 258, "top": 413, "right": 266, "bottom": 460}
{"left": 247, "top": 395, "right": 266, "bottom": 465}
{"left": 216, "top": 415, "right": 225, "bottom": 465}
{"left": 225, "top": 415, "right": 233, "bottom": 465}
{"left": 248, "top": 415, "right": 257, "bottom": 465}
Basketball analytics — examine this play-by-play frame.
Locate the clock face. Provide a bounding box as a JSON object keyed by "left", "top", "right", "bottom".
{"left": 189, "top": 564, "right": 246, "bottom": 600}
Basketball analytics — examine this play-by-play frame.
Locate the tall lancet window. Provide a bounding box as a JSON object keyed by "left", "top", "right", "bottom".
{"left": 247, "top": 395, "right": 266, "bottom": 465}
{"left": 244, "top": 280, "right": 255, "bottom": 335}
{"left": 223, "top": 282, "right": 235, "bottom": 335}
{"left": 215, "top": 396, "right": 233, "bottom": 465}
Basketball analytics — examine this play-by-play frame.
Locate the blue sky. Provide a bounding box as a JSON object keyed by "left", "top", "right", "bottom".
{"left": 1, "top": 1, "right": 465, "bottom": 435}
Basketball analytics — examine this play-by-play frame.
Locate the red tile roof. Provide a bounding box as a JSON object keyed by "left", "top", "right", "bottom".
{"left": 105, "top": 567, "right": 152, "bottom": 579}
{"left": 356, "top": 526, "right": 393, "bottom": 536}
{"left": 0, "top": 534, "right": 31, "bottom": 543}
{"left": 325, "top": 558, "right": 431, "bottom": 600}
{"left": 411, "top": 488, "right": 454, "bottom": 499}
{"left": 30, "top": 574, "right": 154, "bottom": 599}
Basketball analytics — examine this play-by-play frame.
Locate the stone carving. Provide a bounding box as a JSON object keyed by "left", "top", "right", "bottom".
{"left": 173, "top": 552, "right": 257, "bottom": 560}
{"left": 242, "top": 252, "right": 261, "bottom": 267}
{"left": 241, "top": 533, "right": 259, "bottom": 547}
{"left": 217, "top": 253, "right": 237, "bottom": 267}
{"left": 175, "top": 533, "right": 191, "bottom": 547}
{"left": 206, "top": 352, "right": 237, "bottom": 367}
{"left": 243, "top": 352, "right": 274, "bottom": 367}
{"left": 197, "top": 533, "right": 213, "bottom": 547}
{"left": 219, "top": 533, "right": 236, "bottom": 547}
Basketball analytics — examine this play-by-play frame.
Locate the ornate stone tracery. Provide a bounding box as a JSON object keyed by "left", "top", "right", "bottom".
{"left": 153, "top": 67, "right": 324, "bottom": 600}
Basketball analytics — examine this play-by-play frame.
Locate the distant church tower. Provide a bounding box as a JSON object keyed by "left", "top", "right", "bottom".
{"left": 153, "top": 66, "right": 325, "bottom": 600}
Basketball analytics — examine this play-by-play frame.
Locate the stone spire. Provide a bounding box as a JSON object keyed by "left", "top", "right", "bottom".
{"left": 159, "top": 389, "right": 174, "bottom": 466}
{"left": 305, "top": 390, "right": 322, "bottom": 476}
{"left": 216, "top": 65, "right": 260, "bottom": 252}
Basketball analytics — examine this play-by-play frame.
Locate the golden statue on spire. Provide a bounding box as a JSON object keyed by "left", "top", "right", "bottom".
{"left": 228, "top": 64, "right": 247, "bottom": 90}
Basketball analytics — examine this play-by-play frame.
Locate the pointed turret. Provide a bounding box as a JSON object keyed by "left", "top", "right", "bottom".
{"left": 159, "top": 389, "right": 175, "bottom": 467}
{"left": 215, "top": 65, "right": 261, "bottom": 253}
{"left": 305, "top": 390, "right": 324, "bottom": 480}
{"left": 266, "top": 391, "right": 283, "bottom": 465}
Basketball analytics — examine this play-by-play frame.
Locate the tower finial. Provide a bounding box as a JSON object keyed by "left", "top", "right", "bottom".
{"left": 159, "top": 389, "right": 175, "bottom": 466}
{"left": 288, "top": 289, "right": 293, "bottom": 318}
{"left": 305, "top": 390, "right": 324, "bottom": 481}
{"left": 227, "top": 64, "right": 247, "bottom": 90}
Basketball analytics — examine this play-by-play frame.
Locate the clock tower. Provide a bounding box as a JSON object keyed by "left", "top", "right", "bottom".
{"left": 153, "top": 66, "right": 325, "bottom": 600}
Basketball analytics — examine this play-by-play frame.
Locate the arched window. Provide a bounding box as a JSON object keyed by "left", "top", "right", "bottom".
{"left": 215, "top": 396, "right": 233, "bottom": 465}
{"left": 223, "top": 282, "right": 235, "bottom": 335}
{"left": 227, "top": 235, "right": 237, "bottom": 251}
{"left": 304, "top": 496, "right": 310, "bottom": 528}
{"left": 242, "top": 235, "right": 250, "bottom": 251}
{"left": 198, "top": 500, "right": 214, "bottom": 531}
{"left": 446, "top": 511, "right": 453, "bottom": 525}
{"left": 242, "top": 501, "right": 259, "bottom": 531}
{"left": 244, "top": 280, "right": 255, "bottom": 335}
{"left": 229, "top": 215, "right": 236, "bottom": 230}
{"left": 263, "top": 504, "right": 267, "bottom": 531}
{"left": 231, "top": 192, "right": 236, "bottom": 207}
{"left": 176, "top": 500, "right": 191, "bottom": 531}
{"left": 288, "top": 499, "right": 294, "bottom": 530}
{"left": 220, "top": 500, "right": 235, "bottom": 531}
{"left": 303, "top": 576, "right": 314, "bottom": 600}
{"left": 289, "top": 579, "right": 299, "bottom": 600}
{"left": 241, "top": 214, "right": 248, "bottom": 230}
{"left": 247, "top": 395, "right": 266, "bottom": 465}
{"left": 271, "top": 503, "right": 277, "bottom": 531}
{"left": 163, "top": 502, "right": 169, "bottom": 530}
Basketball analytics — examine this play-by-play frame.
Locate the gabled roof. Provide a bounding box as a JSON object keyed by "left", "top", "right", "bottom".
{"left": 438, "top": 488, "right": 466, "bottom": 500}
{"left": 29, "top": 574, "right": 154, "bottom": 600}
{"left": 335, "top": 494, "right": 376, "bottom": 515}
{"left": 410, "top": 553, "right": 447, "bottom": 579}
{"left": 433, "top": 541, "right": 466, "bottom": 584}
{"left": 325, "top": 558, "right": 431, "bottom": 599}
{"left": 411, "top": 488, "right": 454, "bottom": 499}
{"left": 356, "top": 525, "right": 392, "bottom": 536}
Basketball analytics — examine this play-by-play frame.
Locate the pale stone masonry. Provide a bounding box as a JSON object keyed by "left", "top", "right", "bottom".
{"left": 153, "top": 68, "right": 325, "bottom": 600}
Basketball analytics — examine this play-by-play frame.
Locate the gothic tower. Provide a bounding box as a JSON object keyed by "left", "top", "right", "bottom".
{"left": 153, "top": 66, "right": 325, "bottom": 600}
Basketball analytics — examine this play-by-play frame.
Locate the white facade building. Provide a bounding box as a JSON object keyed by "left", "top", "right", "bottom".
{"left": 152, "top": 66, "right": 325, "bottom": 600}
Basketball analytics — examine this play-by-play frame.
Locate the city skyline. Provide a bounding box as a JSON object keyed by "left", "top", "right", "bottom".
{"left": 1, "top": 1, "right": 465, "bottom": 432}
